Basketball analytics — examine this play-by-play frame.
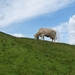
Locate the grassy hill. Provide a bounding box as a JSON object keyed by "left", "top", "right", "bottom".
{"left": 0, "top": 31, "right": 75, "bottom": 75}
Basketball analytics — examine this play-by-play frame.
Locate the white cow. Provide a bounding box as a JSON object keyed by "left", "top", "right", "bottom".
{"left": 34, "top": 28, "right": 57, "bottom": 42}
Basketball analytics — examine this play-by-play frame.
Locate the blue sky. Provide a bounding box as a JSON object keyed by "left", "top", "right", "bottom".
{"left": 0, "top": 0, "right": 75, "bottom": 45}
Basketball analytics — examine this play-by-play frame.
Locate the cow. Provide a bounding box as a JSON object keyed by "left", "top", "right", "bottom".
{"left": 34, "top": 28, "right": 57, "bottom": 42}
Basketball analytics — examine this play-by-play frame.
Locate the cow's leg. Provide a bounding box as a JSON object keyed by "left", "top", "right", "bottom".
{"left": 51, "top": 38, "right": 55, "bottom": 42}
{"left": 41, "top": 34, "right": 44, "bottom": 40}
{"left": 53, "top": 37, "right": 56, "bottom": 42}
{"left": 53, "top": 39, "right": 55, "bottom": 43}
{"left": 53, "top": 39, "right": 55, "bottom": 42}
{"left": 52, "top": 39, "right": 53, "bottom": 42}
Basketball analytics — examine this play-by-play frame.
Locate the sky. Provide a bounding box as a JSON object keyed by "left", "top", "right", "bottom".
{"left": 0, "top": 0, "right": 75, "bottom": 45}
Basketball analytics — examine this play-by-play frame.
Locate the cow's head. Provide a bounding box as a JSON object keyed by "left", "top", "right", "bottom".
{"left": 34, "top": 34, "right": 39, "bottom": 39}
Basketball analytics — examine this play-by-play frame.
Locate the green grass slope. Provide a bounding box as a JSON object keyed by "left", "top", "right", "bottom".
{"left": 0, "top": 32, "right": 75, "bottom": 75}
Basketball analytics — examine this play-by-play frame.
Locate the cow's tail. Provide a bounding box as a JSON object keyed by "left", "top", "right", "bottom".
{"left": 56, "top": 28, "right": 61, "bottom": 42}
{"left": 53, "top": 27, "right": 61, "bottom": 42}
{"left": 55, "top": 31, "right": 57, "bottom": 41}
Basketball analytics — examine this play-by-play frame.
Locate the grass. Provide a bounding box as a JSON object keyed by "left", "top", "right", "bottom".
{"left": 0, "top": 31, "right": 75, "bottom": 75}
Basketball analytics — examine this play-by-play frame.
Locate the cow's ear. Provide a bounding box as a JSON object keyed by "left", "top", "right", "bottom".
{"left": 34, "top": 34, "right": 36, "bottom": 37}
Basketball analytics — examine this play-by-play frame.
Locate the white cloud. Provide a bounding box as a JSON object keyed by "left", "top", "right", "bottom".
{"left": 54, "top": 15, "right": 75, "bottom": 45}
{"left": 11, "top": 33, "right": 25, "bottom": 37}
{"left": 0, "top": 13, "right": 4, "bottom": 20}
{"left": 67, "top": 15, "right": 75, "bottom": 44}
{"left": 0, "top": 0, "right": 75, "bottom": 27}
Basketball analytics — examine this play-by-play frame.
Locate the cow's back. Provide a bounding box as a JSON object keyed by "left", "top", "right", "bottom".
{"left": 38, "top": 28, "right": 52, "bottom": 35}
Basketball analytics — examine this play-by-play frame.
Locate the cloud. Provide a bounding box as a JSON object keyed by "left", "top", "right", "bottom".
{"left": 0, "top": 12, "right": 4, "bottom": 20}
{"left": 0, "top": 0, "right": 75, "bottom": 27}
{"left": 54, "top": 15, "right": 75, "bottom": 45}
{"left": 67, "top": 15, "right": 75, "bottom": 44}
{"left": 11, "top": 33, "right": 25, "bottom": 37}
